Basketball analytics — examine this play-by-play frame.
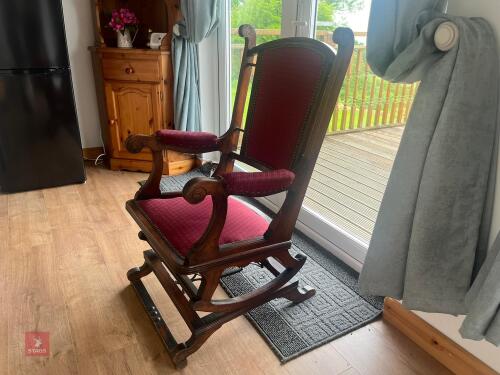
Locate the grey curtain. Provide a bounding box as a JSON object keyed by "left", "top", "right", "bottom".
{"left": 358, "top": 0, "right": 500, "bottom": 344}
{"left": 172, "top": 0, "right": 219, "bottom": 131}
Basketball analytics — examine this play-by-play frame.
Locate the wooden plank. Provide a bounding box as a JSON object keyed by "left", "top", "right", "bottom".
{"left": 334, "top": 135, "right": 398, "bottom": 160}
{"left": 328, "top": 126, "right": 403, "bottom": 145}
{"left": 344, "top": 132, "right": 400, "bottom": 152}
{"left": 305, "top": 188, "right": 375, "bottom": 236}
{"left": 362, "top": 131, "right": 403, "bottom": 148}
{"left": 340, "top": 60, "right": 352, "bottom": 131}
{"left": 319, "top": 142, "right": 393, "bottom": 178}
{"left": 366, "top": 75, "right": 377, "bottom": 128}
{"left": 375, "top": 80, "right": 384, "bottom": 125}
{"left": 313, "top": 164, "right": 386, "bottom": 199}
{"left": 397, "top": 84, "right": 407, "bottom": 124}
{"left": 358, "top": 53, "right": 369, "bottom": 129}
{"left": 307, "top": 179, "right": 379, "bottom": 221}
{"left": 382, "top": 81, "right": 392, "bottom": 125}
{"left": 384, "top": 299, "right": 497, "bottom": 375}
{"left": 317, "top": 151, "right": 390, "bottom": 184}
{"left": 332, "top": 320, "right": 453, "bottom": 375}
{"left": 310, "top": 173, "right": 382, "bottom": 213}
{"left": 5, "top": 244, "right": 79, "bottom": 375}
{"left": 303, "top": 197, "right": 372, "bottom": 243}
{"left": 349, "top": 49, "right": 362, "bottom": 130}
{"left": 389, "top": 84, "right": 400, "bottom": 124}
{"left": 322, "top": 139, "right": 395, "bottom": 170}
{"left": 374, "top": 127, "right": 404, "bottom": 139}
{"left": 313, "top": 162, "right": 387, "bottom": 195}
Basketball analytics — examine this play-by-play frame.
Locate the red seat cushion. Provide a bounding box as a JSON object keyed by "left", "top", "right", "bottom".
{"left": 138, "top": 196, "right": 269, "bottom": 256}
{"left": 155, "top": 129, "right": 219, "bottom": 152}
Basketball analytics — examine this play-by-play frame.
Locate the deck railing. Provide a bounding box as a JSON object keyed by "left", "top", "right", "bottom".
{"left": 231, "top": 29, "right": 418, "bottom": 135}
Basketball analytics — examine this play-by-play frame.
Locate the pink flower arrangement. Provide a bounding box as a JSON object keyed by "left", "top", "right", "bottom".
{"left": 108, "top": 8, "right": 138, "bottom": 34}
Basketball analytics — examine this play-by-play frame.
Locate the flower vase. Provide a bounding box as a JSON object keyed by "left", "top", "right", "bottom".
{"left": 117, "top": 29, "right": 133, "bottom": 48}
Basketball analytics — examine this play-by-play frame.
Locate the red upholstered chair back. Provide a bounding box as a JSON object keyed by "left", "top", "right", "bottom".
{"left": 239, "top": 39, "right": 335, "bottom": 171}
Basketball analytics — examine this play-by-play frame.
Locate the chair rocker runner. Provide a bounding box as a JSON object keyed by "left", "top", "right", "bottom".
{"left": 125, "top": 24, "right": 354, "bottom": 368}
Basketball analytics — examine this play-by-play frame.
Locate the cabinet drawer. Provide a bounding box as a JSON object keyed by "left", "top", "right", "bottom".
{"left": 102, "top": 58, "right": 161, "bottom": 82}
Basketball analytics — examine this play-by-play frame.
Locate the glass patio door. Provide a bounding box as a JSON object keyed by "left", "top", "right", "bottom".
{"left": 299, "top": 0, "right": 418, "bottom": 267}
{"left": 227, "top": 0, "right": 409, "bottom": 269}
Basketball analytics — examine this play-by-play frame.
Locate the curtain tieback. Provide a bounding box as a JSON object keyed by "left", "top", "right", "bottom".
{"left": 435, "top": 21, "right": 459, "bottom": 51}
{"left": 173, "top": 24, "right": 181, "bottom": 37}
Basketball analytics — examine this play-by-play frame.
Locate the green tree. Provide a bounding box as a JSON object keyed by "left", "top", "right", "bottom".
{"left": 231, "top": 0, "right": 364, "bottom": 30}
{"left": 317, "top": 1, "right": 335, "bottom": 24}
{"left": 230, "top": 0, "right": 366, "bottom": 120}
{"left": 327, "top": 0, "right": 363, "bottom": 11}
{"left": 231, "top": 0, "right": 281, "bottom": 29}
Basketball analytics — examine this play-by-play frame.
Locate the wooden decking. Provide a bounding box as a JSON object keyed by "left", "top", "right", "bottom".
{"left": 306, "top": 126, "right": 404, "bottom": 244}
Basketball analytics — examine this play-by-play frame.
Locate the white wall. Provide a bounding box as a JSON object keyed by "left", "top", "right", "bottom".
{"left": 199, "top": 34, "right": 222, "bottom": 136}
{"left": 61, "top": 0, "right": 102, "bottom": 148}
{"left": 415, "top": 0, "right": 500, "bottom": 371}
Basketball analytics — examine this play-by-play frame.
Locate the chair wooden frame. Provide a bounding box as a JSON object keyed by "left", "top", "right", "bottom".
{"left": 124, "top": 25, "right": 354, "bottom": 368}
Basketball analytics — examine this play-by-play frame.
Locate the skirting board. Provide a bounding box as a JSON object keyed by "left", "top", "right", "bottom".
{"left": 82, "top": 147, "right": 105, "bottom": 160}
{"left": 383, "top": 298, "right": 496, "bottom": 375}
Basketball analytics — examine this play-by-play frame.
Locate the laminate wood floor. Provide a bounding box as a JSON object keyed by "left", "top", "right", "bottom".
{"left": 0, "top": 165, "right": 451, "bottom": 375}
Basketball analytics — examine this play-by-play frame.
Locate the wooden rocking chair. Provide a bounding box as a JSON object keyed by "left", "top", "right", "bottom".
{"left": 125, "top": 25, "right": 354, "bottom": 368}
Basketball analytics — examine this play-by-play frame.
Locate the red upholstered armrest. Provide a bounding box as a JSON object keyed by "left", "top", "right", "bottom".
{"left": 155, "top": 129, "right": 220, "bottom": 153}
{"left": 221, "top": 169, "right": 295, "bottom": 197}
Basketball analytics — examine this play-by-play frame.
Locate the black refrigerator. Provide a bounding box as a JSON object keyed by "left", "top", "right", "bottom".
{"left": 0, "top": 0, "right": 86, "bottom": 193}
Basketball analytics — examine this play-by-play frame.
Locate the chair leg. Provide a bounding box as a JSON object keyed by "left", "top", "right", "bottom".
{"left": 282, "top": 284, "right": 316, "bottom": 303}
{"left": 198, "top": 270, "right": 223, "bottom": 301}
{"left": 127, "top": 250, "right": 222, "bottom": 369}
{"left": 171, "top": 328, "right": 219, "bottom": 367}
{"left": 129, "top": 277, "right": 216, "bottom": 369}
{"left": 263, "top": 252, "right": 316, "bottom": 303}
{"left": 127, "top": 259, "right": 153, "bottom": 282}
{"left": 127, "top": 249, "right": 315, "bottom": 368}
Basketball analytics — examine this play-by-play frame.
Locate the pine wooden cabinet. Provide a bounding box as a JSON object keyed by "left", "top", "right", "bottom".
{"left": 90, "top": 0, "right": 195, "bottom": 175}
{"left": 104, "top": 81, "right": 161, "bottom": 161}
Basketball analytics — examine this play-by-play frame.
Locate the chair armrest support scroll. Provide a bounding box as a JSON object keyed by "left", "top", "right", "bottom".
{"left": 183, "top": 177, "right": 227, "bottom": 204}
{"left": 126, "top": 134, "right": 163, "bottom": 153}
{"left": 125, "top": 134, "right": 164, "bottom": 200}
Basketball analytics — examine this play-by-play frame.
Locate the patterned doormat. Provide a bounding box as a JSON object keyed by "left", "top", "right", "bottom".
{"left": 140, "top": 167, "right": 383, "bottom": 363}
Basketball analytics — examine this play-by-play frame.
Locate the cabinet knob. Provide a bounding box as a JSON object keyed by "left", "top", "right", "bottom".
{"left": 109, "top": 119, "right": 117, "bottom": 125}
{"left": 125, "top": 67, "right": 134, "bottom": 74}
